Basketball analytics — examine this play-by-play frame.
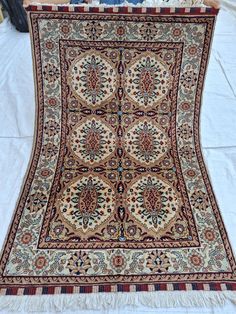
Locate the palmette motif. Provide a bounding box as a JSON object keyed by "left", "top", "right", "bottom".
{"left": 0, "top": 6, "right": 235, "bottom": 294}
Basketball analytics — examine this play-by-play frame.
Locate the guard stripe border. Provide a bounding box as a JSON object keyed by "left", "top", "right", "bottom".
{"left": 25, "top": 5, "right": 219, "bottom": 15}
{"left": 1, "top": 282, "right": 236, "bottom": 295}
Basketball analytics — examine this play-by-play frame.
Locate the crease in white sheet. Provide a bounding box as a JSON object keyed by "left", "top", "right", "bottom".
{"left": 0, "top": 138, "right": 33, "bottom": 250}
{"left": 0, "top": 20, "right": 34, "bottom": 138}
{"left": 214, "top": 52, "right": 236, "bottom": 98}
{"left": 0, "top": 3, "right": 236, "bottom": 314}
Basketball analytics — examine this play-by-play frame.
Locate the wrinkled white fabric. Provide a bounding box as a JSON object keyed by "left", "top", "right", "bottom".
{"left": 0, "top": 2, "right": 236, "bottom": 313}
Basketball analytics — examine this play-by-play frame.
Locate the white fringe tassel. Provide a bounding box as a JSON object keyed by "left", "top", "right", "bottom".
{"left": 0, "top": 291, "right": 236, "bottom": 312}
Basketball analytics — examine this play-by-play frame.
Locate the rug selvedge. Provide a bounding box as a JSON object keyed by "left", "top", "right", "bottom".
{"left": 0, "top": 6, "right": 235, "bottom": 295}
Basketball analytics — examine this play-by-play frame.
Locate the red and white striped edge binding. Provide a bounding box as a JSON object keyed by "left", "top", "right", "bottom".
{"left": 25, "top": 5, "right": 219, "bottom": 15}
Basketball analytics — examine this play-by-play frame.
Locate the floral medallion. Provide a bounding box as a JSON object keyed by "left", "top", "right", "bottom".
{"left": 124, "top": 119, "right": 169, "bottom": 164}
{"left": 125, "top": 53, "right": 172, "bottom": 107}
{"left": 126, "top": 175, "right": 179, "bottom": 231}
{"left": 57, "top": 175, "right": 115, "bottom": 233}
{"left": 69, "top": 50, "right": 117, "bottom": 106}
{"left": 70, "top": 117, "right": 116, "bottom": 165}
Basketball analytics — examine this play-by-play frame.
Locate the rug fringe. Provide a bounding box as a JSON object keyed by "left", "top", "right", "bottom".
{"left": 0, "top": 291, "right": 236, "bottom": 312}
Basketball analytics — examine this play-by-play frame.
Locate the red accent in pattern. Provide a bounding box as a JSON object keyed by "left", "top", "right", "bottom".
{"left": 196, "top": 283, "right": 204, "bottom": 290}
{"left": 90, "top": 7, "right": 99, "bottom": 13}
{"left": 213, "top": 283, "right": 222, "bottom": 290}
{"left": 122, "top": 284, "right": 130, "bottom": 292}
{"left": 28, "top": 287, "right": 37, "bottom": 295}
{"left": 30, "top": 5, "right": 38, "bottom": 11}
{"left": 65, "top": 286, "right": 74, "bottom": 293}
{"left": 231, "top": 284, "right": 236, "bottom": 291}
{"left": 159, "top": 283, "right": 167, "bottom": 290}
{"left": 178, "top": 283, "right": 186, "bottom": 290}
{"left": 105, "top": 7, "right": 114, "bottom": 14}
{"left": 103, "top": 285, "right": 111, "bottom": 292}
{"left": 119, "top": 7, "right": 129, "bottom": 14}
{"left": 10, "top": 287, "right": 18, "bottom": 295}
{"left": 84, "top": 286, "right": 93, "bottom": 293}
{"left": 177, "top": 8, "right": 185, "bottom": 14}
{"left": 133, "top": 7, "right": 142, "bottom": 14}
{"left": 141, "top": 284, "right": 149, "bottom": 291}
{"left": 161, "top": 8, "right": 170, "bottom": 14}
{"left": 47, "top": 286, "right": 55, "bottom": 294}
{"left": 43, "top": 5, "right": 52, "bottom": 11}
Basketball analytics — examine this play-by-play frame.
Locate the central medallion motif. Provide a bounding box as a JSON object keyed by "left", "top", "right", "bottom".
{"left": 58, "top": 176, "right": 115, "bottom": 233}
{"left": 70, "top": 118, "right": 116, "bottom": 165}
{"left": 70, "top": 51, "right": 117, "bottom": 106}
{"left": 126, "top": 176, "right": 179, "bottom": 231}
{"left": 79, "top": 178, "right": 98, "bottom": 216}
{"left": 124, "top": 119, "right": 169, "bottom": 164}
{"left": 143, "top": 181, "right": 162, "bottom": 227}
{"left": 126, "top": 53, "right": 172, "bottom": 107}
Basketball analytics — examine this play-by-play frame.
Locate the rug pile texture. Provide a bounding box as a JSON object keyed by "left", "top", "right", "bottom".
{"left": 0, "top": 3, "right": 235, "bottom": 310}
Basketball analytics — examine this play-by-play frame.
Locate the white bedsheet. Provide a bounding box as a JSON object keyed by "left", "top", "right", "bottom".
{"left": 0, "top": 3, "right": 236, "bottom": 314}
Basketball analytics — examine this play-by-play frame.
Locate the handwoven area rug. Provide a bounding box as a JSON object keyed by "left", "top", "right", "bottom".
{"left": 0, "top": 3, "right": 236, "bottom": 310}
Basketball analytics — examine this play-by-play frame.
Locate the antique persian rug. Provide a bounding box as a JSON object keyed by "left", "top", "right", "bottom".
{"left": 0, "top": 4, "right": 236, "bottom": 309}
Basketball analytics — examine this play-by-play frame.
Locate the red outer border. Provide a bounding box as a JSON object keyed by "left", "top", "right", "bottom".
{"left": 25, "top": 5, "right": 219, "bottom": 16}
